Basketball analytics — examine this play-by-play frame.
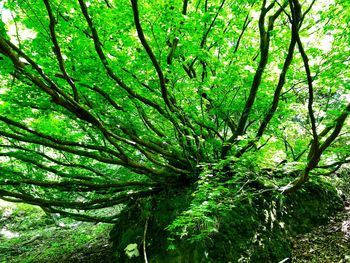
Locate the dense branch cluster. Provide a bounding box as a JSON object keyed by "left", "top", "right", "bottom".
{"left": 0, "top": 0, "right": 349, "bottom": 221}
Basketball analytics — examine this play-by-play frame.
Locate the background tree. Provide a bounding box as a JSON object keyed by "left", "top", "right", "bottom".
{"left": 0, "top": 0, "right": 349, "bottom": 223}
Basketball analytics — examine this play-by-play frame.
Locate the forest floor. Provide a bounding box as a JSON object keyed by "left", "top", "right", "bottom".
{"left": 1, "top": 182, "right": 350, "bottom": 262}
{"left": 291, "top": 199, "right": 350, "bottom": 262}
{"left": 0, "top": 201, "right": 114, "bottom": 263}
{"left": 291, "top": 174, "right": 350, "bottom": 263}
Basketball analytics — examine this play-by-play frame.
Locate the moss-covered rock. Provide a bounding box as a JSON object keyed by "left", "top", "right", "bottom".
{"left": 110, "top": 177, "right": 343, "bottom": 263}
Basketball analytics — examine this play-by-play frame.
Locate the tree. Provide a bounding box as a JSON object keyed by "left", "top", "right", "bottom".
{"left": 0, "top": 0, "right": 349, "bottom": 224}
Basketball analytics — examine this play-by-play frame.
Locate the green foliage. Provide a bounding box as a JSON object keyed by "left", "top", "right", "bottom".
{"left": 0, "top": 202, "right": 112, "bottom": 263}
{"left": 167, "top": 164, "right": 246, "bottom": 242}
{"left": 0, "top": 203, "right": 52, "bottom": 232}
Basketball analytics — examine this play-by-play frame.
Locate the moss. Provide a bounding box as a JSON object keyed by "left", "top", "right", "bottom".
{"left": 110, "top": 177, "right": 343, "bottom": 263}
{"left": 110, "top": 187, "right": 195, "bottom": 262}
{"left": 0, "top": 203, "right": 113, "bottom": 263}
{"left": 284, "top": 177, "right": 343, "bottom": 234}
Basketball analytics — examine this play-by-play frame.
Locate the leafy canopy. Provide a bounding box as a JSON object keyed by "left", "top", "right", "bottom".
{"left": 0, "top": 0, "right": 349, "bottom": 222}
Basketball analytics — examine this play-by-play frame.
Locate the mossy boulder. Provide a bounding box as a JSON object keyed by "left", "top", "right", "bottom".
{"left": 110, "top": 177, "right": 343, "bottom": 263}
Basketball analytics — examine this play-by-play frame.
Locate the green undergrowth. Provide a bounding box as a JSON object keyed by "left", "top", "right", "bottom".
{"left": 110, "top": 174, "right": 343, "bottom": 263}
{"left": 0, "top": 203, "right": 112, "bottom": 263}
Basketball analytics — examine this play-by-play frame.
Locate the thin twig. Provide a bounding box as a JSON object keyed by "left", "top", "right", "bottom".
{"left": 143, "top": 218, "right": 149, "bottom": 263}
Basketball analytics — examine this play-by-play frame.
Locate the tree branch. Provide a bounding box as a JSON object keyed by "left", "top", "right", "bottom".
{"left": 43, "top": 0, "right": 79, "bottom": 102}
{"left": 130, "top": 0, "right": 173, "bottom": 110}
